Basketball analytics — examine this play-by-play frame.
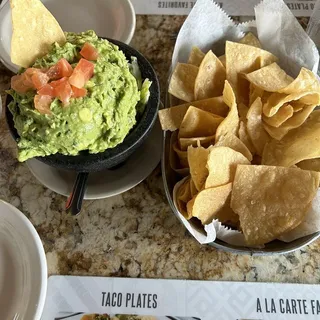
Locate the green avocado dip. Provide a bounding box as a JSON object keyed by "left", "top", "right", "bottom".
{"left": 7, "top": 30, "right": 151, "bottom": 162}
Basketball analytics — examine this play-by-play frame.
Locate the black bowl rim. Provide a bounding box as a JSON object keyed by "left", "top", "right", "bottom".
{"left": 6, "top": 37, "right": 160, "bottom": 171}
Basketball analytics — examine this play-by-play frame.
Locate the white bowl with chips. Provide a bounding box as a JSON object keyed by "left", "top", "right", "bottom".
{"left": 162, "top": 92, "right": 320, "bottom": 255}
{"left": 159, "top": 0, "right": 320, "bottom": 255}
{"left": 0, "top": 0, "right": 136, "bottom": 72}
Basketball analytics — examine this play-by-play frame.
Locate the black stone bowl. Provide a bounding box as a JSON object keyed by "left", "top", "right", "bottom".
{"left": 6, "top": 38, "right": 160, "bottom": 214}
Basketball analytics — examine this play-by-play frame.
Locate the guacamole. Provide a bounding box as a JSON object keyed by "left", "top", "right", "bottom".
{"left": 8, "top": 30, "right": 151, "bottom": 162}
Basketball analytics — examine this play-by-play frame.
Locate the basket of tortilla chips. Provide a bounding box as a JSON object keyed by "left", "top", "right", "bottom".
{"left": 159, "top": 0, "right": 320, "bottom": 254}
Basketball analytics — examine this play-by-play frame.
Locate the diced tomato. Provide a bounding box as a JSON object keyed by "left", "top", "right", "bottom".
{"left": 53, "top": 78, "right": 73, "bottom": 106}
{"left": 80, "top": 42, "right": 99, "bottom": 61}
{"left": 47, "top": 65, "right": 59, "bottom": 80}
{"left": 71, "top": 85, "right": 87, "bottom": 98}
{"left": 23, "top": 69, "right": 38, "bottom": 89}
{"left": 23, "top": 68, "right": 44, "bottom": 88}
{"left": 47, "top": 58, "right": 73, "bottom": 80}
{"left": 11, "top": 74, "right": 30, "bottom": 93}
{"left": 24, "top": 68, "right": 39, "bottom": 76}
{"left": 34, "top": 95, "right": 52, "bottom": 115}
{"left": 22, "top": 76, "right": 34, "bottom": 88}
{"left": 69, "top": 58, "right": 94, "bottom": 88}
{"left": 50, "top": 77, "right": 69, "bottom": 88}
{"left": 38, "top": 84, "right": 55, "bottom": 96}
{"left": 32, "top": 72, "right": 49, "bottom": 90}
{"left": 11, "top": 68, "right": 47, "bottom": 93}
{"left": 59, "top": 59, "right": 73, "bottom": 77}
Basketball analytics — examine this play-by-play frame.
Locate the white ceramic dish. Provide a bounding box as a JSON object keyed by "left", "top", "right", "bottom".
{"left": 0, "top": 200, "right": 47, "bottom": 320}
{"left": 26, "top": 119, "right": 162, "bottom": 200}
{"left": 0, "top": 0, "right": 136, "bottom": 72}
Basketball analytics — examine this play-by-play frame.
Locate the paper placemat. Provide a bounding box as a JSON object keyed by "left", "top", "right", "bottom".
{"left": 42, "top": 276, "right": 320, "bottom": 319}
{"left": 131, "top": 0, "right": 316, "bottom": 16}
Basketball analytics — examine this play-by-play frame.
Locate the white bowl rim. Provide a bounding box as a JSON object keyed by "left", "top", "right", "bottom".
{"left": 0, "top": 0, "right": 136, "bottom": 73}
{"left": 0, "top": 199, "right": 47, "bottom": 320}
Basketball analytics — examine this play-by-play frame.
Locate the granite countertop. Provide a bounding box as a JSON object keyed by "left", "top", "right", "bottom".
{"left": 1, "top": 15, "right": 320, "bottom": 283}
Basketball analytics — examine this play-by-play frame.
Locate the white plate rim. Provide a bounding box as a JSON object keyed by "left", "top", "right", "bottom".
{"left": 26, "top": 159, "right": 157, "bottom": 200}
{"left": 122, "top": 0, "right": 136, "bottom": 44}
{"left": 25, "top": 121, "right": 162, "bottom": 200}
{"left": 0, "top": 200, "right": 47, "bottom": 320}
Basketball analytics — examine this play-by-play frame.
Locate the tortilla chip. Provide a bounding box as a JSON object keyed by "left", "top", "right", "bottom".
{"left": 179, "top": 135, "right": 215, "bottom": 151}
{"left": 188, "top": 46, "right": 205, "bottom": 66}
{"left": 173, "top": 141, "right": 189, "bottom": 168}
{"left": 176, "top": 178, "right": 192, "bottom": 219}
{"left": 168, "top": 63, "right": 199, "bottom": 102}
{"left": 262, "top": 110, "right": 320, "bottom": 167}
{"left": 238, "top": 102, "right": 249, "bottom": 121}
{"left": 252, "top": 154, "right": 262, "bottom": 165}
{"left": 244, "top": 63, "right": 293, "bottom": 92}
{"left": 239, "top": 32, "right": 261, "bottom": 48}
{"left": 10, "top": 0, "right": 66, "bottom": 68}
{"left": 158, "top": 97, "right": 229, "bottom": 131}
{"left": 169, "top": 131, "right": 189, "bottom": 175}
{"left": 194, "top": 50, "right": 226, "bottom": 100}
{"left": 249, "top": 84, "right": 264, "bottom": 107}
{"left": 263, "top": 90, "right": 320, "bottom": 117}
{"left": 219, "top": 55, "right": 226, "bottom": 67}
{"left": 291, "top": 101, "right": 304, "bottom": 112}
{"left": 238, "top": 121, "right": 255, "bottom": 154}
{"left": 188, "top": 145, "right": 211, "bottom": 191}
{"left": 297, "top": 158, "right": 320, "bottom": 173}
{"left": 231, "top": 165, "right": 320, "bottom": 245}
{"left": 277, "top": 201, "right": 320, "bottom": 242}
{"left": 178, "top": 177, "right": 192, "bottom": 202}
{"left": 278, "top": 68, "right": 320, "bottom": 94}
{"left": 215, "top": 133, "right": 253, "bottom": 161}
{"left": 188, "top": 183, "right": 233, "bottom": 225}
{"left": 261, "top": 92, "right": 274, "bottom": 105}
{"left": 179, "top": 106, "right": 223, "bottom": 138}
{"left": 215, "top": 81, "right": 240, "bottom": 140}
{"left": 205, "top": 146, "right": 250, "bottom": 188}
{"left": 246, "top": 97, "right": 270, "bottom": 156}
{"left": 190, "top": 178, "right": 198, "bottom": 197}
{"left": 263, "top": 104, "right": 294, "bottom": 128}
{"left": 215, "top": 203, "right": 239, "bottom": 228}
{"left": 225, "top": 41, "right": 278, "bottom": 103}
{"left": 263, "top": 104, "right": 317, "bottom": 140}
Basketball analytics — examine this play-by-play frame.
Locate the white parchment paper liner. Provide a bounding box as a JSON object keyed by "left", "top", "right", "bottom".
{"left": 307, "top": 0, "right": 320, "bottom": 49}
{"left": 170, "top": 0, "right": 320, "bottom": 246}
{"left": 173, "top": 177, "right": 263, "bottom": 247}
{"left": 171, "top": 0, "right": 244, "bottom": 66}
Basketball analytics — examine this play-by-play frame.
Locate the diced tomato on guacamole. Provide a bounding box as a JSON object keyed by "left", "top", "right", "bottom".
{"left": 80, "top": 42, "right": 99, "bottom": 61}
{"left": 11, "top": 55, "right": 94, "bottom": 111}
{"left": 32, "top": 72, "right": 49, "bottom": 90}
{"left": 71, "top": 85, "right": 87, "bottom": 98}
{"left": 11, "top": 74, "right": 30, "bottom": 93}
{"left": 69, "top": 58, "right": 94, "bottom": 88}
{"left": 34, "top": 95, "right": 52, "bottom": 115}
{"left": 52, "top": 77, "right": 73, "bottom": 106}
{"left": 47, "top": 58, "right": 73, "bottom": 79}
{"left": 11, "top": 68, "right": 46, "bottom": 92}
{"left": 37, "top": 83, "right": 54, "bottom": 96}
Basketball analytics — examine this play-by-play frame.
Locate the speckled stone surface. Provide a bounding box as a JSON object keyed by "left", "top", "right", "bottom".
{"left": 1, "top": 15, "right": 320, "bottom": 283}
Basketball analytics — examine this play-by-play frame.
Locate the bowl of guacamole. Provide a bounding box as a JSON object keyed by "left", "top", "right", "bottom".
{"left": 6, "top": 30, "right": 160, "bottom": 172}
